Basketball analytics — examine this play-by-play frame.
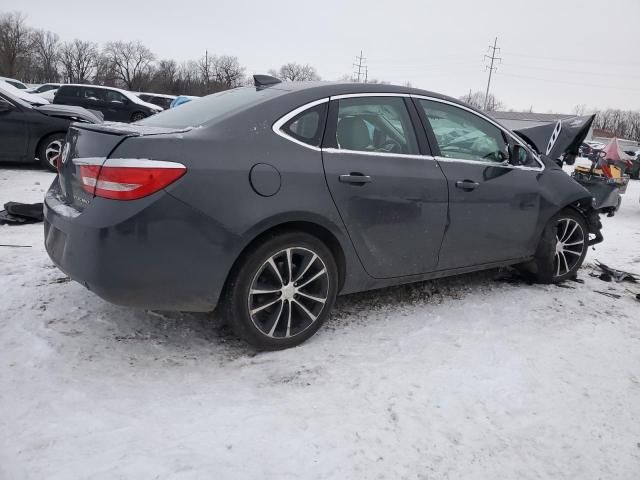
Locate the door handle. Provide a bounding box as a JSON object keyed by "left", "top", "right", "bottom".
{"left": 339, "top": 173, "right": 372, "bottom": 185}
{"left": 455, "top": 180, "right": 480, "bottom": 191}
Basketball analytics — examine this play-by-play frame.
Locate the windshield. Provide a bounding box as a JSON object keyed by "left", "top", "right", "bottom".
{"left": 139, "top": 87, "right": 286, "bottom": 128}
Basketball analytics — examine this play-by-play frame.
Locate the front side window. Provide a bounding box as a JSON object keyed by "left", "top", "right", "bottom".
{"left": 419, "top": 99, "right": 508, "bottom": 163}
{"left": 333, "top": 97, "right": 419, "bottom": 155}
{"left": 280, "top": 102, "right": 327, "bottom": 147}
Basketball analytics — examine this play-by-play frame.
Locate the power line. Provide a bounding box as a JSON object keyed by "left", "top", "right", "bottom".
{"left": 500, "top": 62, "right": 640, "bottom": 79}
{"left": 483, "top": 37, "right": 501, "bottom": 110}
{"left": 353, "top": 50, "right": 367, "bottom": 82}
{"left": 495, "top": 71, "right": 640, "bottom": 91}
{"left": 501, "top": 51, "right": 640, "bottom": 68}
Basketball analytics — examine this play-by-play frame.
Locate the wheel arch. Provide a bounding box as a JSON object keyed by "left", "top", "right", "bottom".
{"left": 224, "top": 218, "right": 348, "bottom": 298}
{"left": 34, "top": 130, "right": 66, "bottom": 160}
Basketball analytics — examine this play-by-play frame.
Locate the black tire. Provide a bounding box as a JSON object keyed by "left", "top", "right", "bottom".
{"left": 37, "top": 133, "right": 66, "bottom": 172}
{"left": 221, "top": 232, "right": 338, "bottom": 350}
{"left": 524, "top": 208, "right": 589, "bottom": 283}
{"left": 130, "top": 111, "right": 146, "bottom": 122}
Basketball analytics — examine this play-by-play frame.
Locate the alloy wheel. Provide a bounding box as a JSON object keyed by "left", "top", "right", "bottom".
{"left": 248, "top": 247, "right": 330, "bottom": 339}
{"left": 45, "top": 139, "right": 63, "bottom": 169}
{"left": 553, "top": 218, "right": 585, "bottom": 277}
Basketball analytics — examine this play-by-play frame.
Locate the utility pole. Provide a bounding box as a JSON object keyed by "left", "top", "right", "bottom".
{"left": 353, "top": 50, "right": 367, "bottom": 82}
{"left": 364, "top": 66, "right": 368, "bottom": 83}
{"left": 483, "top": 37, "right": 501, "bottom": 110}
{"left": 204, "top": 49, "right": 209, "bottom": 88}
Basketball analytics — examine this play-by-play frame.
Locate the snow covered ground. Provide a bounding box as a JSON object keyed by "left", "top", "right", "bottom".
{"left": 1, "top": 165, "right": 639, "bottom": 479}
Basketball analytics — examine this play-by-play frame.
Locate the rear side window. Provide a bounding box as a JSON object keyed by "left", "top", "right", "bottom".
{"left": 419, "top": 99, "right": 509, "bottom": 163}
{"left": 140, "top": 87, "right": 286, "bottom": 128}
{"left": 57, "top": 86, "right": 79, "bottom": 97}
{"left": 81, "top": 87, "right": 106, "bottom": 101}
{"left": 280, "top": 103, "right": 327, "bottom": 147}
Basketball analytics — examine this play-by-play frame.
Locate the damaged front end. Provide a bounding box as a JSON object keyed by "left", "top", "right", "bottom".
{"left": 515, "top": 115, "right": 622, "bottom": 218}
{"left": 574, "top": 200, "right": 604, "bottom": 246}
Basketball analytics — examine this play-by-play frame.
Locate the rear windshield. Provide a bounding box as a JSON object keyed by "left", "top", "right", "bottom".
{"left": 139, "top": 87, "right": 286, "bottom": 128}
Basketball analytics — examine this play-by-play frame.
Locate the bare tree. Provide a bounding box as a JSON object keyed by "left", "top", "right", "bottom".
{"left": 104, "top": 41, "right": 155, "bottom": 91}
{"left": 212, "top": 55, "right": 244, "bottom": 89}
{"left": 59, "top": 39, "right": 98, "bottom": 83}
{"left": 151, "top": 59, "right": 180, "bottom": 93}
{"left": 459, "top": 90, "right": 504, "bottom": 111}
{"left": 270, "top": 62, "right": 320, "bottom": 81}
{"left": 592, "top": 108, "right": 640, "bottom": 141}
{"left": 0, "top": 12, "right": 32, "bottom": 78}
{"left": 31, "top": 29, "right": 60, "bottom": 82}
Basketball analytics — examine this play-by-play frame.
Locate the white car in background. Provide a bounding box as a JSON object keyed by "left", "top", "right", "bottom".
{"left": 0, "top": 80, "right": 49, "bottom": 105}
{"left": 37, "top": 89, "right": 59, "bottom": 102}
{"left": 26, "top": 83, "right": 61, "bottom": 95}
{"left": 0, "top": 76, "right": 29, "bottom": 90}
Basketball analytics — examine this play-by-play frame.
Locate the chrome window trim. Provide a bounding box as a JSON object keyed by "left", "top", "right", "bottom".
{"left": 272, "top": 97, "right": 329, "bottom": 152}
{"left": 434, "top": 156, "right": 544, "bottom": 171}
{"left": 330, "top": 93, "right": 409, "bottom": 100}
{"left": 272, "top": 92, "right": 545, "bottom": 172}
{"left": 322, "top": 147, "right": 435, "bottom": 161}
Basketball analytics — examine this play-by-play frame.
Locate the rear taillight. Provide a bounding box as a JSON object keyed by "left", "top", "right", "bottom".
{"left": 78, "top": 159, "right": 186, "bottom": 200}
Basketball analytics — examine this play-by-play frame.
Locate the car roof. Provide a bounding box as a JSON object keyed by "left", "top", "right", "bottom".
{"left": 262, "top": 81, "right": 473, "bottom": 112}
{"left": 60, "top": 83, "right": 126, "bottom": 92}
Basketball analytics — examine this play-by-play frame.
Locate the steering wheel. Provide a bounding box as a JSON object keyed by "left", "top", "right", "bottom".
{"left": 376, "top": 139, "right": 403, "bottom": 154}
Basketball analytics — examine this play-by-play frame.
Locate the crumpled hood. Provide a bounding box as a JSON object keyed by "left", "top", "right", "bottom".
{"left": 35, "top": 104, "right": 103, "bottom": 124}
{"left": 514, "top": 114, "right": 596, "bottom": 160}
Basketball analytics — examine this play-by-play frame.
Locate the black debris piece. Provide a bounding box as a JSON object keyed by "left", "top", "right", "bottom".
{"left": 595, "top": 261, "right": 639, "bottom": 283}
{"left": 0, "top": 202, "right": 44, "bottom": 225}
{"left": 593, "top": 290, "right": 622, "bottom": 299}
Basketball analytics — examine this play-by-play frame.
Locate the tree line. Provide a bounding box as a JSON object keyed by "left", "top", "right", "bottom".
{"left": 573, "top": 105, "right": 640, "bottom": 142}
{"left": 0, "top": 11, "right": 321, "bottom": 95}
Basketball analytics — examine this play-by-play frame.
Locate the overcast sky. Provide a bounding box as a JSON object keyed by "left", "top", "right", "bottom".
{"left": 7, "top": 0, "right": 640, "bottom": 112}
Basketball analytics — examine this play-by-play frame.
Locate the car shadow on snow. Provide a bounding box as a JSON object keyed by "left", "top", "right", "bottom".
{"left": 86, "top": 267, "right": 529, "bottom": 362}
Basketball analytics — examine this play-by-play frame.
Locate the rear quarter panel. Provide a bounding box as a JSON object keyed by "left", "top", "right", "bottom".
{"left": 109, "top": 105, "right": 369, "bottom": 296}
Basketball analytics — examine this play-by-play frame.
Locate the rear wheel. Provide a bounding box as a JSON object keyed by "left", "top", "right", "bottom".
{"left": 222, "top": 232, "right": 338, "bottom": 350}
{"left": 38, "top": 133, "right": 65, "bottom": 172}
{"left": 130, "top": 111, "right": 146, "bottom": 122}
{"left": 525, "top": 209, "right": 589, "bottom": 283}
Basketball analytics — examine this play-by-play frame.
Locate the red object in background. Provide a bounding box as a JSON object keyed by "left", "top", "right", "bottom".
{"left": 598, "top": 138, "right": 633, "bottom": 178}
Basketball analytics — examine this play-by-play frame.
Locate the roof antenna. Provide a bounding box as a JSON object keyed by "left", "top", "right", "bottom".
{"left": 253, "top": 74, "right": 282, "bottom": 88}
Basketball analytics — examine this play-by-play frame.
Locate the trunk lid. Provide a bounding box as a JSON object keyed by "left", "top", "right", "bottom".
{"left": 56, "top": 122, "right": 190, "bottom": 212}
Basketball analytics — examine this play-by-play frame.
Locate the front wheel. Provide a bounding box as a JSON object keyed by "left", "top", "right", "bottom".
{"left": 222, "top": 232, "right": 338, "bottom": 350}
{"left": 38, "top": 133, "right": 66, "bottom": 172}
{"left": 524, "top": 209, "right": 589, "bottom": 283}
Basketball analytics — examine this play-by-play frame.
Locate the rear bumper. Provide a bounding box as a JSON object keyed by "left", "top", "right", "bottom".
{"left": 44, "top": 178, "right": 237, "bottom": 312}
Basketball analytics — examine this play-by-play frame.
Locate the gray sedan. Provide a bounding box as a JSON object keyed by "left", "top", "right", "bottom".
{"left": 44, "top": 77, "right": 602, "bottom": 349}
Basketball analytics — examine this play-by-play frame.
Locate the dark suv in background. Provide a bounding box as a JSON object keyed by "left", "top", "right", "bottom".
{"left": 53, "top": 85, "right": 162, "bottom": 122}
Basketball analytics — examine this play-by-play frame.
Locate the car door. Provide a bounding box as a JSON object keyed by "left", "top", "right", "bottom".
{"left": 80, "top": 87, "right": 113, "bottom": 120}
{"left": 414, "top": 98, "right": 543, "bottom": 270}
{"left": 102, "top": 90, "right": 130, "bottom": 122}
{"left": 321, "top": 95, "right": 448, "bottom": 279}
{"left": 0, "top": 95, "right": 27, "bottom": 161}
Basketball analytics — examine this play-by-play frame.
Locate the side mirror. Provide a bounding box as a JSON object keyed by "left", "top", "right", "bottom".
{"left": 0, "top": 101, "right": 15, "bottom": 113}
{"left": 510, "top": 144, "right": 530, "bottom": 166}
